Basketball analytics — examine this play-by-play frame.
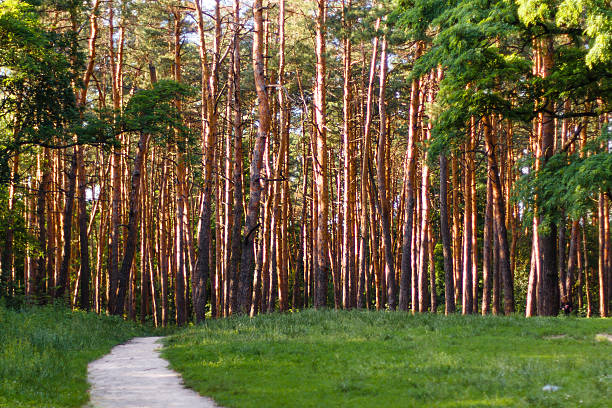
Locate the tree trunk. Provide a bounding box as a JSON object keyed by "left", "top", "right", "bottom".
{"left": 462, "top": 135, "right": 473, "bottom": 314}
{"left": 75, "top": 148, "right": 91, "bottom": 311}
{"left": 193, "top": 0, "right": 220, "bottom": 322}
{"left": 567, "top": 220, "right": 579, "bottom": 307}
{"left": 341, "top": 0, "right": 354, "bottom": 310}
{"left": 526, "top": 221, "right": 539, "bottom": 316}
{"left": 312, "top": 0, "right": 330, "bottom": 309}
{"left": 428, "top": 222, "right": 437, "bottom": 313}
{"left": 1, "top": 155, "right": 19, "bottom": 295}
{"left": 226, "top": 0, "right": 243, "bottom": 317}
{"left": 440, "top": 153, "right": 455, "bottom": 314}
{"left": 273, "top": 0, "right": 289, "bottom": 311}
{"left": 598, "top": 193, "right": 609, "bottom": 317}
{"left": 400, "top": 43, "right": 422, "bottom": 311}
{"left": 113, "top": 132, "right": 150, "bottom": 316}
{"left": 582, "top": 224, "right": 593, "bottom": 317}
{"left": 376, "top": 37, "right": 396, "bottom": 310}
{"left": 483, "top": 116, "right": 514, "bottom": 314}
{"left": 536, "top": 37, "right": 559, "bottom": 316}
{"left": 107, "top": 3, "right": 124, "bottom": 313}
{"left": 482, "top": 158, "right": 493, "bottom": 315}
{"left": 238, "top": 0, "right": 271, "bottom": 313}
{"left": 74, "top": 0, "right": 100, "bottom": 310}
{"left": 57, "top": 152, "right": 76, "bottom": 300}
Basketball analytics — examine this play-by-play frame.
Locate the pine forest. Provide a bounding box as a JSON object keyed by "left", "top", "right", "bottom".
{"left": 1, "top": 0, "right": 611, "bottom": 325}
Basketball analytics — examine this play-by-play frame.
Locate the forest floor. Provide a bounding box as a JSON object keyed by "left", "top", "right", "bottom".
{"left": 87, "top": 336, "right": 219, "bottom": 408}
{"left": 162, "top": 309, "right": 612, "bottom": 408}
{"left": 0, "top": 304, "right": 151, "bottom": 408}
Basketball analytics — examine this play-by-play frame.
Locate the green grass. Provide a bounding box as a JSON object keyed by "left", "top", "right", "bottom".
{"left": 0, "top": 304, "right": 151, "bottom": 408}
{"left": 163, "top": 310, "right": 612, "bottom": 408}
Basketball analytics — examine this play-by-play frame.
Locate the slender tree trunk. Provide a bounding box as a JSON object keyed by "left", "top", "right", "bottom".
{"left": 311, "top": 0, "right": 330, "bottom": 309}
{"left": 226, "top": 0, "right": 243, "bottom": 317}
{"left": 161, "top": 156, "right": 170, "bottom": 326}
{"left": 193, "top": 0, "right": 219, "bottom": 322}
{"left": 483, "top": 116, "right": 515, "bottom": 314}
{"left": 426, "top": 222, "right": 436, "bottom": 313}
{"left": 341, "top": 0, "right": 354, "bottom": 310}
{"left": 462, "top": 135, "right": 473, "bottom": 314}
{"left": 1, "top": 156, "right": 19, "bottom": 294}
{"left": 451, "top": 153, "right": 461, "bottom": 306}
{"left": 598, "top": 193, "right": 609, "bottom": 317}
{"left": 57, "top": 152, "right": 76, "bottom": 300}
{"left": 567, "top": 220, "right": 579, "bottom": 307}
{"left": 358, "top": 17, "right": 381, "bottom": 311}
{"left": 271, "top": 0, "right": 289, "bottom": 312}
{"left": 139, "top": 181, "right": 149, "bottom": 323}
{"left": 604, "top": 192, "right": 611, "bottom": 314}
{"left": 376, "top": 37, "right": 396, "bottom": 310}
{"left": 471, "top": 143, "right": 478, "bottom": 314}
{"left": 439, "top": 153, "right": 455, "bottom": 314}
{"left": 482, "top": 157, "right": 493, "bottom": 315}
{"left": 113, "top": 132, "right": 150, "bottom": 316}
{"left": 400, "top": 43, "right": 422, "bottom": 311}
{"left": 492, "top": 221, "right": 501, "bottom": 315}
{"left": 74, "top": 0, "right": 100, "bottom": 310}
{"left": 238, "top": 0, "right": 271, "bottom": 313}
{"left": 582, "top": 223, "right": 593, "bottom": 317}
{"left": 34, "top": 151, "right": 51, "bottom": 302}
{"left": 536, "top": 37, "right": 559, "bottom": 316}
{"left": 418, "top": 97, "right": 432, "bottom": 313}
{"left": 107, "top": 3, "right": 124, "bottom": 313}
{"left": 526, "top": 221, "right": 539, "bottom": 316}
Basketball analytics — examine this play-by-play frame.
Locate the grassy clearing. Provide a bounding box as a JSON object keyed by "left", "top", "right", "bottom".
{"left": 163, "top": 310, "right": 611, "bottom": 408}
{"left": 0, "top": 304, "right": 151, "bottom": 408}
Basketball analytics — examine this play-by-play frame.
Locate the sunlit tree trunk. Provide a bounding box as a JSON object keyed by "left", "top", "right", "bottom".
{"left": 341, "top": 0, "right": 354, "bottom": 310}
{"left": 107, "top": 2, "right": 124, "bottom": 313}
{"left": 439, "top": 152, "right": 455, "bottom": 314}
{"left": 598, "top": 193, "right": 609, "bottom": 317}
{"left": 536, "top": 37, "right": 559, "bottom": 316}
{"left": 400, "top": 43, "right": 422, "bottom": 312}
{"left": 238, "top": 0, "right": 271, "bottom": 314}
{"left": 227, "top": 0, "right": 243, "bottom": 317}
{"left": 582, "top": 224, "right": 593, "bottom": 316}
{"left": 193, "top": 0, "right": 219, "bottom": 322}
{"left": 312, "top": 0, "right": 330, "bottom": 309}
{"left": 483, "top": 116, "right": 514, "bottom": 315}
{"left": 462, "top": 129, "right": 473, "bottom": 314}
{"left": 272, "top": 0, "right": 289, "bottom": 312}
{"left": 1, "top": 155, "right": 19, "bottom": 295}
{"left": 482, "top": 153, "right": 493, "bottom": 315}
{"left": 376, "top": 37, "right": 396, "bottom": 310}
{"left": 75, "top": 0, "right": 100, "bottom": 310}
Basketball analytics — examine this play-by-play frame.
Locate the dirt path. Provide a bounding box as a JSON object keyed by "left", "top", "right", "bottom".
{"left": 87, "top": 336, "right": 219, "bottom": 408}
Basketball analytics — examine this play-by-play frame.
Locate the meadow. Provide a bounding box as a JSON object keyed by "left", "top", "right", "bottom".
{"left": 0, "top": 304, "right": 150, "bottom": 408}
{"left": 163, "top": 310, "right": 612, "bottom": 408}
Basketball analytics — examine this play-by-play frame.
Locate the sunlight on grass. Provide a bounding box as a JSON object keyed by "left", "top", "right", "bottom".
{"left": 0, "top": 304, "right": 150, "bottom": 408}
{"left": 163, "top": 310, "right": 611, "bottom": 408}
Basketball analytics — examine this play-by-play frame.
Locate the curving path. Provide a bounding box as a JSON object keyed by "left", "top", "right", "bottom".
{"left": 87, "top": 336, "right": 219, "bottom": 408}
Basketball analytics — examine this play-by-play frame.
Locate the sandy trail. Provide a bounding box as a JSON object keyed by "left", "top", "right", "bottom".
{"left": 87, "top": 336, "right": 219, "bottom": 408}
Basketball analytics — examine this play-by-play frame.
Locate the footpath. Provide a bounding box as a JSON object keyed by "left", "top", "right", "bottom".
{"left": 87, "top": 337, "right": 219, "bottom": 408}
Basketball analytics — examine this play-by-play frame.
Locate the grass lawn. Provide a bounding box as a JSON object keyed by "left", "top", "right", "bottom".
{"left": 0, "top": 304, "right": 151, "bottom": 408}
{"left": 163, "top": 310, "right": 611, "bottom": 408}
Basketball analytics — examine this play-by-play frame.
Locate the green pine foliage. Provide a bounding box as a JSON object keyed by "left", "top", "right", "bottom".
{"left": 396, "top": 0, "right": 611, "bottom": 223}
